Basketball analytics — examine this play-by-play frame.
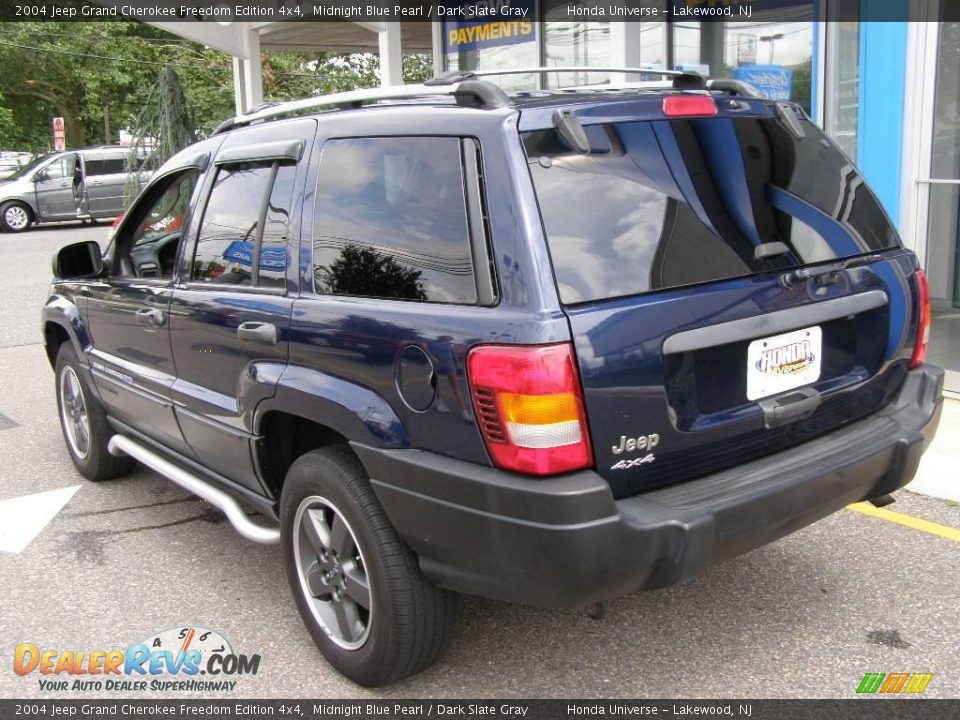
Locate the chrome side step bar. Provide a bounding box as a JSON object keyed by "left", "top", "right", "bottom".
{"left": 107, "top": 435, "right": 280, "bottom": 544}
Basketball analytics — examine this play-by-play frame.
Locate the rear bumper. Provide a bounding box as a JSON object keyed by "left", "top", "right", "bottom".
{"left": 353, "top": 364, "right": 944, "bottom": 608}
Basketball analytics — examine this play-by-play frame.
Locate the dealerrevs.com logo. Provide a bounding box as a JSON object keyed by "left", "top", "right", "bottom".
{"left": 13, "top": 626, "right": 261, "bottom": 693}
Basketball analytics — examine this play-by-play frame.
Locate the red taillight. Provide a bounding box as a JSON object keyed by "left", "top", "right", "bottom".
{"left": 909, "top": 269, "right": 931, "bottom": 369}
{"left": 663, "top": 95, "right": 718, "bottom": 117}
{"left": 467, "top": 343, "right": 593, "bottom": 476}
{"left": 111, "top": 213, "right": 124, "bottom": 230}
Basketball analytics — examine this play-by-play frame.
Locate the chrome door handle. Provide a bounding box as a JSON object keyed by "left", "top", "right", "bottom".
{"left": 135, "top": 307, "right": 166, "bottom": 327}
{"left": 237, "top": 321, "right": 278, "bottom": 345}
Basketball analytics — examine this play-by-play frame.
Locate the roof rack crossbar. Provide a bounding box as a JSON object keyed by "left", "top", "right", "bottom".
{"left": 426, "top": 66, "right": 707, "bottom": 91}
{"left": 706, "top": 79, "right": 764, "bottom": 99}
{"left": 213, "top": 80, "right": 511, "bottom": 135}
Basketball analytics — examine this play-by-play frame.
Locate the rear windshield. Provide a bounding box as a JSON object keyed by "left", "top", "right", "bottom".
{"left": 523, "top": 114, "right": 900, "bottom": 304}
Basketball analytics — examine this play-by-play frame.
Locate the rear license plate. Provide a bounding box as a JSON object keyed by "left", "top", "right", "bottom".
{"left": 746, "top": 326, "right": 822, "bottom": 401}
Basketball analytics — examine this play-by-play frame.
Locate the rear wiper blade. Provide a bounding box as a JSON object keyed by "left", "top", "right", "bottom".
{"left": 781, "top": 253, "right": 884, "bottom": 288}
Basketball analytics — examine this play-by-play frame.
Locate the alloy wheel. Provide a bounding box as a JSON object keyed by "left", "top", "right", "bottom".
{"left": 4, "top": 205, "right": 28, "bottom": 231}
{"left": 292, "top": 495, "right": 372, "bottom": 650}
{"left": 59, "top": 366, "right": 90, "bottom": 459}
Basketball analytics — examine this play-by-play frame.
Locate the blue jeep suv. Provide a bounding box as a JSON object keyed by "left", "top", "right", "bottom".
{"left": 42, "top": 69, "right": 943, "bottom": 686}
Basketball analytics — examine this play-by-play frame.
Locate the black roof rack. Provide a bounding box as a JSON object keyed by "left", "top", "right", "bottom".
{"left": 706, "top": 79, "right": 764, "bottom": 98}
{"left": 209, "top": 67, "right": 774, "bottom": 136}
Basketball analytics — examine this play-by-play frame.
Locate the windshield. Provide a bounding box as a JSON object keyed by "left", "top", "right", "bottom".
{"left": 524, "top": 114, "right": 900, "bottom": 304}
{"left": 5, "top": 155, "right": 50, "bottom": 181}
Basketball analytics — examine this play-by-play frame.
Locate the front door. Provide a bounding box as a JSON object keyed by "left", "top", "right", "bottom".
{"left": 168, "top": 119, "right": 316, "bottom": 495}
{"left": 83, "top": 167, "right": 203, "bottom": 456}
{"left": 35, "top": 153, "right": 83, "bottom": 220}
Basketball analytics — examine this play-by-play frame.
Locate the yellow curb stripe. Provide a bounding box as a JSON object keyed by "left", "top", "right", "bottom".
{"left": 848, "top": 502, "right": 960, "bottom": 543}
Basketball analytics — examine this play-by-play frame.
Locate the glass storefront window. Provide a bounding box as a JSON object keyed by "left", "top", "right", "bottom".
{"left": 543, "top": 22, "right": 611, "bottom": 88}
{"left": 638, "top": 22, "right": 667, "bottom": 67}
{"left": 671, "top": 18, "right": 814, "bottom": 115}
{"left": 824, "top": 21, "right": 860, "bottom": 161}
{"left": 924, "top": 20, "right": 960, "bottom": 387}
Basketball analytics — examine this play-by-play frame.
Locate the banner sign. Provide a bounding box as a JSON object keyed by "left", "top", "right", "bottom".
{"left": 733, "top": 64, "right": 794, "bottom": 100}
{"left": 442, "top": 0, "right": 536, "bottom": 54}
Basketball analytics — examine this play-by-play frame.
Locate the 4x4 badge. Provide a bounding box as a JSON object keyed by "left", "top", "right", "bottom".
{"left": 611, "top": 454, "right": 655, "bottom": 471}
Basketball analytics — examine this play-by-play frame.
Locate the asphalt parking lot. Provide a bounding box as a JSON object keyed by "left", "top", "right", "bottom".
{"left": 1, "top": 224, "right": 958, "bottom": 699}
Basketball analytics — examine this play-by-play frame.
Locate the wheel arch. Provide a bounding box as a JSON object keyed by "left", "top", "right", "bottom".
{"left": 253, "top": 367, "right": 409, "bottom": 498}
{"left": 42, "top": 298, "right": 90, "bottom": 369}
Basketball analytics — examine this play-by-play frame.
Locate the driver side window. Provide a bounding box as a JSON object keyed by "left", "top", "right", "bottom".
{"left": 122, "top": 170, "right": 200, "bottom": 279}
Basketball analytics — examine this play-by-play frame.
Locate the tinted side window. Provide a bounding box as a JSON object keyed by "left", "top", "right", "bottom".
{"left": 85, "top": 157, "right": 126, "bottom": 176}
{"left": 193, "top": 163, "right": 275, "bottom": 286}
{"left": 257, "top": 164, "right": 295, "bottom": 289}
{"left": 313, "top": 137, "right": 476, "bottom": 304}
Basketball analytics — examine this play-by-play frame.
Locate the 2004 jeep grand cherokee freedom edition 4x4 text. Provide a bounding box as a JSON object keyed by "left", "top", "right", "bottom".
{"left": 42, "top": 68, "right": 943, "bottom": 687}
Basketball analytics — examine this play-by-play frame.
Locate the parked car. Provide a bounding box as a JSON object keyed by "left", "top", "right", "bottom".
{"left": 0, "top": 151, "right": 38, "bottom": 180}
{"left": 42, "top": 69, "right": 943, "bottom": 687}
{"left": 0, "top": 146, "right": 146, "bottom": 232}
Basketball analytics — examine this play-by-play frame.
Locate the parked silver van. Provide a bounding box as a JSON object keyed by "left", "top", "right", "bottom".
{"left": 0, "top": 146, "right": 147, "bottom": 232}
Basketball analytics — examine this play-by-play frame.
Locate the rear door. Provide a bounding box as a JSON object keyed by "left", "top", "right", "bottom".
{"left": 84, "top": 150, "right": 129, "bottom": 217}
{"left": 168, "top": 119, "right": 316, "bottom": 495}
{"left": 522, "top": 100, "right": 917, "bottom": 497}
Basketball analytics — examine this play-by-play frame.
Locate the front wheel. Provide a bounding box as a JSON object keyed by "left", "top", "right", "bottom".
{"left": 281, "top": 446, "right": 456, "bottom": 686}
{"left": 55, "top": 344, "right": 136, "bottom": 481}
{"left": 0, "top": 201, "right": 32, "bottom": 232}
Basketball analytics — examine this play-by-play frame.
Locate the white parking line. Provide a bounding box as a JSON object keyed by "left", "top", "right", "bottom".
{"left": 0, "top": 485, "right": 81, "bottom": 554}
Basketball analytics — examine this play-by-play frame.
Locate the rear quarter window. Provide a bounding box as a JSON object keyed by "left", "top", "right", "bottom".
{"left": 312, "top": 136, "right": 477, "bottom": 304}
{"left": 84, "top": 157, "right": 126, "bottom": 176}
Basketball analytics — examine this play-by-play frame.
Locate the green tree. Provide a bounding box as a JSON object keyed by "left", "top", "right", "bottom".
{"left": 124, "top": 66, "right": 195, "bottom": 201}
{"left": 0, "top": 21, "right": 434, "bottom": 150}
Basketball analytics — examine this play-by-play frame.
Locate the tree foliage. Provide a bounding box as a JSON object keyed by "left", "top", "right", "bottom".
{"left": 124, "top": 66, "right": 195, "bottom": 201}
{"left": 0, "top": 21, "right": 433, "bottom": 152}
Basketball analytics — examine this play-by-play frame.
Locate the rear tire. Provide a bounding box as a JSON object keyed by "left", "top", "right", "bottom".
{"left": 281, "top": 446, "right": 456, "bottom": 686}
{"left": 0, "top": 201, "right": 32, "bottom": 232}
{"left": 54, "top": 344, "right": 136, "bottom": 481}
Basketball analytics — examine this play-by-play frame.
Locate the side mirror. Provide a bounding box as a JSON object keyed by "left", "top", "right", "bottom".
{"left": 53, "top": 240, "right": 103, "bottom": 279}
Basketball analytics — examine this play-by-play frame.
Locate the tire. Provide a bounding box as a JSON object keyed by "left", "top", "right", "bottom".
{"left": 54, "top": 344, "right": 136, "bottom": 481}
{"left": 281, "top": 446, "right": 456, "bottom": 686}
{"left": 0, "top": 201, "right": 32, "bottom": 232}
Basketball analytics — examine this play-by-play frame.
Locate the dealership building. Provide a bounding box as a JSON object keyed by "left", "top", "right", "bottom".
{"left": 153, "top": 3, "right": 960, "bottom": 389}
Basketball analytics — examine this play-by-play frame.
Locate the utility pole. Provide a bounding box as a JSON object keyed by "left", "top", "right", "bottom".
{"left": 103, "top": 106, "right": 111, "bottom": 144}
{"left": 760, "top": 33, "right": 784, "bottom": 64}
